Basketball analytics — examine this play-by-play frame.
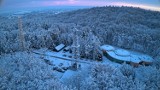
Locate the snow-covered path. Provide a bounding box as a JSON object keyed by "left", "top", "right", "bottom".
{"left": 32, "top": 48, "right": 122, "bottom": 68}
{"left": 33, "top": 49, "right": 99, "bottom": 65}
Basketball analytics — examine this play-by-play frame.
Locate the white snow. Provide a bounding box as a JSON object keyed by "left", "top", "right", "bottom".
{"left": 64, "top": 46, "right": 70, "bottom": 51}
{"left": 114, "top": 49, "right": 130, "bottom": 56}
{"left": 138, "top": 54, "right": 153, "bottom": 62}
{"left": 102, "top": 45, "right": 153, "bottom": 64}
{"left": 55, "top": 44, "right": 65, "bottom": 51}
{"left": 130, "top": 55, "right": 141, "bottom": 63}
{"left": 44, "top": 56, "right": 71, "bottom": 67}
{"left": 101, "top": 45, "right": 115, "bottom": 51}
{"left": 107, "top": 51, "right": 131, "bottom": 62}
{"left": 31, "top": 45, "right": 154, "bottom": 86}
{"left": 60, "top": 70, "right": 77, "bottom": 82}
{"left": 53, "top": 71, "right": 64, "bottom": 79}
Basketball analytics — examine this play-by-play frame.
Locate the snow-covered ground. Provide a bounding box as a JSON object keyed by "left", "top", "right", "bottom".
{"left": 32, "top": 47, "right": 122, "bottom": 81}
{"left": 32, "top": 44, "right": 154, "bottom": 82}
{"left": 60, "top": 70, "right": 77, "bottom": 82}
{"left": 1, "top": 49, "right": 159, "bottom": 90}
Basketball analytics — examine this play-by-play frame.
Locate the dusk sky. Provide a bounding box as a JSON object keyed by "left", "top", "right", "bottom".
{"left": 1, "top": 0, "right": 160, "bottom": 11}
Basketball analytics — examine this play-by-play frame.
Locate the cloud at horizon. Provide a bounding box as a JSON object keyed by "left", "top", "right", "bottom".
{"left": 1, "top": 0, "right": 160, "bottom": 11}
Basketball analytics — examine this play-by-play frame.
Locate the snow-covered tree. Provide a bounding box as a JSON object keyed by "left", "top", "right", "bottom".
{"left": 0, "top": 52, "right": 74, "bottom": 90}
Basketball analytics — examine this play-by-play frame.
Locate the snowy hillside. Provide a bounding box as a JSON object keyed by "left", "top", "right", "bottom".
{"left": 0, "top": 6, "right": 160, "bottom": 90}
{"left": 0, "top": 6, "right": 160, "bottom": 57}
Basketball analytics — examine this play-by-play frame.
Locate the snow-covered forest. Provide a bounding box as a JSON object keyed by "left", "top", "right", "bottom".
{"left": 0, "top": 6, "right": 160, "bottom": 90}
{"left": 0, "top": 51, "right": 160, "bottom": 90}
{"left": 0, "top": 6, "right": 160, "bottom": 57}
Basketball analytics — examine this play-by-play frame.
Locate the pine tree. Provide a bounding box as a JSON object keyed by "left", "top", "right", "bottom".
{"left": 54, "top": 26, "right": 61, "bottom": 44}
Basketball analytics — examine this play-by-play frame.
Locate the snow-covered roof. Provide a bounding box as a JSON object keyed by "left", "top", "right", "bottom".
{"left": 55, "top": 44, "right": 65, "bottom": 51}
{"left": 114, "top": 49, "right": 130, "bottom": 56}
{"left": 130, "top": 55, "right": 141, "bottom": 63}
{"left": 139, "top": 55, "right": 153, "bottom": 62}
{"left": 64, "top": 46, "right": 70, "bottom": 51}
{"left": 101, "top": 45, "right": 115, "bottom": 51}
{"left": 102, "top": 44, "right": 153, "bottom": 64}
{"left": 107, "top": 51, "right": 130, "bottom": 62}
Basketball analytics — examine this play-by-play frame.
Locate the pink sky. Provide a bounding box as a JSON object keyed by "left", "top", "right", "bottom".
{"left": 35, "top": 0, "right": 160, "bottom": 11}
{"left": 1, "top": 0, "right": 160, "bottom": 11}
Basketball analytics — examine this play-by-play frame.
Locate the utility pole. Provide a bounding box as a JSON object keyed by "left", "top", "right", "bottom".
{"left": 18, "top": 16, "right": 25, "bottom": 51}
